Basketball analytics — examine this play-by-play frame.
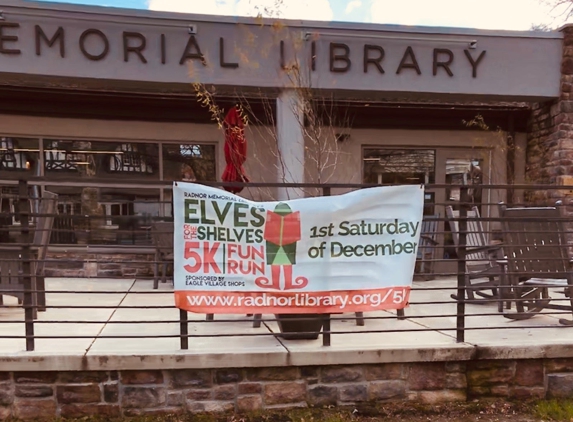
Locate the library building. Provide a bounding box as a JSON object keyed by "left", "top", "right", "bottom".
{"left": 0, "top": 0, "right": 569, "bottom": 276}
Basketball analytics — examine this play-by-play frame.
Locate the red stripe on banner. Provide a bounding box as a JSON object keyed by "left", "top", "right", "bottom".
{"left": 174, "top": 287, "right": 410, "bottom": 314}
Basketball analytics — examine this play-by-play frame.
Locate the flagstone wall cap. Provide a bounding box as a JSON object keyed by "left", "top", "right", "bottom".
{"left": 2, "top": 0, "right": 564, "bottom": 40}
{"left": 0, "top": 346, "right": 474, "bottom": 371}
{"left": 3, "top": 342, "right": 573, "bottom": 371}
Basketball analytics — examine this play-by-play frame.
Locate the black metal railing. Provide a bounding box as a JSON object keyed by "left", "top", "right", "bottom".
{"left": 1, "top": 178, "right": 573, "bottom": 352}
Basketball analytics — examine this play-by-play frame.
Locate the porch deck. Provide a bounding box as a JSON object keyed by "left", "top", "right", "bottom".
{"left": 2, "top": 277, "right": 573, "bottom": 371}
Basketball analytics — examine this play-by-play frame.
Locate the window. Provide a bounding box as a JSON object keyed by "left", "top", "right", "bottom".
{"left": 445, "top": 158, "right": 483, "bottom": 204}
{"left": 179, "top": 144, "right": 202, "bottom": 157}
{"left": 363, "top": 148, "right": 435, "bottom": 185}
{"left": 0, "top": 137, "right": 38, "bottom": 172}
{"left": 0, "top": 136, "right": 218, "bottom": 245}
{"left": 162, "top": 143, "right": 216, "bottom": 182}
{"left": 44, "top": 140, "right": 85, "bottom": 172}
{"left": 109, "top": 143, "right": 154, "bottom": 174}
{"left": 45, "top": 140, "right": 159, "bottom": 177}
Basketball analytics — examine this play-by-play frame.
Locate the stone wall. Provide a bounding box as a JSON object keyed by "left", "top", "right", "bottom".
{"left": 526, "top": 101, "right": 554, "bottom": 190}
{"left": 2, "top": 359, "right": 573, "bottom": 420}
{"left": 527, "top": 26, "right": 573, "bottom": 203}
{"left": 44, "top": 250, "right": 155, "bottom": 278}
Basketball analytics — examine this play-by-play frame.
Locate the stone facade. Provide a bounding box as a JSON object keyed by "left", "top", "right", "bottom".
{"left": 44, "top": 251, "right": 155, "bottom": 278}
{"left": 1, "top": 359, "right": 573, "bottom": 420}
{"left": 527, "top": 26, "right": 573, "bottom": 202}
{"left": 526, "top": 101, "right": 554, "bottom": 189}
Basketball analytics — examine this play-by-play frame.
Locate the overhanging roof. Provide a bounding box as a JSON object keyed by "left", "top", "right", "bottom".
{"left": 0, "top": 0, "right": 564, "bottom": 102}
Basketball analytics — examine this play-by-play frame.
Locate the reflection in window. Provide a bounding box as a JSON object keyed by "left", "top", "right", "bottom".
{"left": 179, "top": 145, "right": 202, "bottom": 157}
{"left": 44, "top": 140, "right": 158, "bottom": 177}
{"left": 0, "top": 137, "right": 218, "bottom": 245}
{"left": 44, "top": 140, "right": 84, "bottom": 172}
{"left": 110, "top": 143, "right": 153, "bottom": 174}
{"left": 162, "top": 143, "right": 216, "bottom": 182}
{"left": 443, "top": 158, "right": 485, "bottom": 260}
{"left": 446, "top": 158, "right": 483, "bottom": 204}
{"left": 50, "top": 191, "right": 159, "bottom": 246}
{"left": 0, "top": 137, "right": 35, "bottom": 171}
{"left": 363, "top": 149, "right": 435, "bottom": 185}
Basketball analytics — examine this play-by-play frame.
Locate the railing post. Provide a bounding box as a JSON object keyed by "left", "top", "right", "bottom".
{"left": 321, "top": 185, "right": 331, "bottom": 347}
{"left": 180, "top": 309, "right": 189, "bottom": 350}
{"left": 456, "top": 186, "right": 468, "bottom": 343}
{"left": 87, "top": 215, "right": 92, "bottom": 244}
{"left": 18, "top": 180, "right": 35, "bottom": 351}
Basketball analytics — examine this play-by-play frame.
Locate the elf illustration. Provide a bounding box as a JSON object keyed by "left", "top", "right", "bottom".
{"left": 255, "top": 202, "right": 308, "bottom": 290}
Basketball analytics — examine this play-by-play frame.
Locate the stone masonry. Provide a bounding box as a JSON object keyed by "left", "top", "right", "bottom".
{"left": 44, "top": 251, "right": 155, "bottom": 278}
{"left": 1, "top": 359, "right": 573, "bottom": 420}
{"left": 527, "top": 25, "right": 573, "bottom": 203}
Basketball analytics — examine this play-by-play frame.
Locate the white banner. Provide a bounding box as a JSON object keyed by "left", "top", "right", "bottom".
{"left": 173, "top": 183, "right": 424, "bottom": 314}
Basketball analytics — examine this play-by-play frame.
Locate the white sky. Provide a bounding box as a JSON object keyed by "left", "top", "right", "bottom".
{"left": 370, "top": 0, "right": 563, "bottom": 30}
{"left": 147, "top": 0, "right": 334, "bottom": 21}
{"left": 147, "top": 0, "right": 571, "bottom": 30}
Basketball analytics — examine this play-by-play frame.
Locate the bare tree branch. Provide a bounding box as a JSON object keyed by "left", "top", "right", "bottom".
{"left": 540, "top": 0, "right": 573, "bottom": 23}
{"left": 190, "top": 23, "right": 352, "bottom": 201}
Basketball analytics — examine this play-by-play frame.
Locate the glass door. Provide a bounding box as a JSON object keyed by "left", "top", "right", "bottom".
{"left": 363, "top": 147, "right": 437, "bottom": 215}
{"left": 435, "top": 148, "right": 492, "bottom": 260}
